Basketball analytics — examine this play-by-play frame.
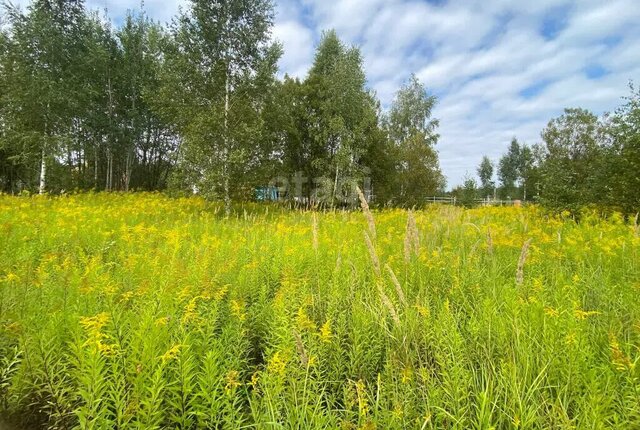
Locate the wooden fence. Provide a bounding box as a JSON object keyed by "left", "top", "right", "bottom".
{"left": 425, "top": 197, "right": 521, "bottom": 206}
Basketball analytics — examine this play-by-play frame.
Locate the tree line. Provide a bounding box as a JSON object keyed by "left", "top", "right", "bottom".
{"left": 0, "top": 0, "right": 446, "bottom": 213}
{"left": 2, "top": 0, "right": 638, "bottom": 214}
{"left": 456, "top": 85, "right": 639, "bottom": 214}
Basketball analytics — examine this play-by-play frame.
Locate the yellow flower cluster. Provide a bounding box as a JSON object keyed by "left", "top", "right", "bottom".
{"left": 79, "top": 313, "right": 117, "bottom": 356}
{"left": 609, "top": 334, "right": 634, "bottom": 372}
{"left": 267, "top": 351, "right": 289, "bottom": 377}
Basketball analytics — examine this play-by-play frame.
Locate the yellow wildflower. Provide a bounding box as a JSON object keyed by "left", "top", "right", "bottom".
{"left": 355, "top": 379, "right": 369, "bottom": 417}
{"left": 250, "top": 372, "right": 260, "bottom": 389}
{"left": 214, "top": 285, "right": 229, "bottom": 301}
{"left": 565, "top": 331, "right": 577, "bottom": 346}
{"left": 231, "top": 299, "right": 246, "bottom": 321}
{"left": 401, "top": 367, "right": 413, "bottom": 384}
{"left": 267, "top": 351, "right": 288, "bottom": 377}
{"left": 532, "top": 277, "right": 544, "bottom": 292}
{"left": 178, "top": 286, "right": 192, "bottom": 301}
{"left": 154, "top": 317, "right": 169, "bottom": 327}
{"left": 609, "top": 334, "right": 633, "bottom": 371}
{"left": 3, "top": 272, "right": 19, "bottom": 283}
{"left": 296, "top": 307, "right": 315, "bottom": 331}
{"left": 319, "top": 319, "right": 332, "bottom": 343}
{"left": 97, "top": 341, "right": 118, "bottom": 357}
{"left": 160, "top": 344, "right": 182, "bottom": 362}
{"left": 181, "top": 298, "right": 198, "bottom": 325}
{"left": 443, "top": 299, "right": 450, "bottom": 313}
{"left": 415, "top": 305, "right": 430, "bottom": 318}
{"left": 79, "top": 313, "right": 115, "bottom": 355}
{"left": 392, "top": 404, "right": 404, "bottom": 420}
{"left": 513, "top": 415, "right": 521, "bottom": 428}
{"left": 574, "top": 309, "right": 601, "bottom": 320}
{"left": 225, "top": 370, "right": 242, "bottom": 393}
{"left": 79, "top": 312, "right": 110, "bottom": 331}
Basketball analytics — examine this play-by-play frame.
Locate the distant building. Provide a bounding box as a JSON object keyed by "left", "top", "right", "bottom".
{"left": 255, "top": 186, "right": 279, "bottom": 202}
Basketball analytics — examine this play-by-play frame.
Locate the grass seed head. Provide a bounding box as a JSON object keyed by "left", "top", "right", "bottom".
{"left": 385, "top": 264, "right": 407, "bottom": 308}
{"left": 516, "top": 238, "right": 533, "bottom": 286}
{"left": 365, "top": 231, "right": 381, "bottom": 277}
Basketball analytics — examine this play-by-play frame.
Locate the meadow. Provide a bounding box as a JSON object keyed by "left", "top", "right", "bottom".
{"left": 0, "top": 193, "right": 639, "bottom": 429}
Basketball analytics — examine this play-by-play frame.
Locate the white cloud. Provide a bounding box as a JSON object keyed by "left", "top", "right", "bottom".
{"left": 272, "top": 20, "right": 315, "bottom": 78}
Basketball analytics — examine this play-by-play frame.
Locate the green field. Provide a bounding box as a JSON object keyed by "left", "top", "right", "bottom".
{"left": 1, "top": 194, "right": 639, "bottom": 429}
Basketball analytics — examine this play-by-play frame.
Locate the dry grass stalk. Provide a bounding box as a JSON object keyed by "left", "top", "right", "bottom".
{"left": 635, "top": 213, "right": 639, "bottom": 237}
{"left": 312, "top": 212, "right": 319, "bottom": 252}
{"left": 403, "top": 234, "right": 412, "bottom": 263}
{"left": 403, "top": 211, "right": 420, "bottom": 262}
{"left": 409, "top": 211, "right": 419, "bottom": 249}
{"left": 356, "top": 186, "right": 376, "bottom": 240}
{"left": 487, "top": 227, "right": 494, "bottom": 255}
{"left": 293, "top": 330, "right": 309, "bottom": 367}
{"left": 385, "top": 264, "right": 407, "bottom": 308}
{"left": 516, "top": 239, "right": 533, "bottom": 286}
{"left": 365, "top": 231, "right": 381, "bottom": 277}
{"left": 404, "top": 236, "right": 411, "bottom": 264}
{"left": 378, "top": 284, "right": 400, "bottom": 326}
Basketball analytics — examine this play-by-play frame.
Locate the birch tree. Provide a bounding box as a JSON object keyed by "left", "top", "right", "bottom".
{"left": 477, "top": 156, "right": 495, "bottom": 199}
{"left": 164, "top": 0, "right": 278, "bottom": 215}
{"left": 304, "top": 30, "right": 379, "bottom": 205}
{"left": 386, "top": 74, "right": 445, "bottom": 205}
{"left": 2, "top": 0, "right": 87, "bottom": 194}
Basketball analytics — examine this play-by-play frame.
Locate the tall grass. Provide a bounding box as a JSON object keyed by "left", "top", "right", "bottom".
{"left": 0, "top": 193, "right": 639, "bottom": 429}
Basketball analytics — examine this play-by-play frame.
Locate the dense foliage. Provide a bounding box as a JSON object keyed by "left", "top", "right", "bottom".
{"left": 473, "top": 85, "right": 640, "bottom": 213}
{"left": 1, "top": 0, "right": 638, "bottom": 213}
{"left": 0, "top": 0, "right": 445, "bottom": 207}
{"left": 1, "top": 194, "right": 640, "bottom": 428}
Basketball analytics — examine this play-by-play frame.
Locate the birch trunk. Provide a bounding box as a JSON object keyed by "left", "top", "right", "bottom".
{"left": 94, "top": 144, "right": 99, "bottom": 190}
{"left": 223, "top": 62, "right": 231, "bottom": 217}
{"left": 333, "top": 165, "right": 339, "bottom": 206}
{"left": 39, "top": 146, "right": 46, "bottom": 195}
{"left": 125, "top": 150, "right": 132, "bottom": 192}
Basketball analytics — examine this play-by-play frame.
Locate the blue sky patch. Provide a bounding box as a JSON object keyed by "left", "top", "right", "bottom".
{"left": 520, "top": 80, "right": 552, "bottom": 99}
{"left": 585, "top": 64, "right": 608, "bottom": 79}
{"left": 540, "top": 5, "right": 572, "bottom": 40}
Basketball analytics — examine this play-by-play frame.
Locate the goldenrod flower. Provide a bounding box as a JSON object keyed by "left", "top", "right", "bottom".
{"left": 574, "top": 309, "right": 601, "bottom": 320}
{"left": 231, "top": 299, "right": 246, "bottom": 321}
{"left": 160, "top": 344, "right": 182, "bottom": 363}
{"left": 295, "top": 307, "right": 315, "bottom": 331}
{"left": 609, "top": 334, "right": 633, "bottom": 372}
{"left": 225, "top": 370, "right": 242, "bottom": 393}
{"left": 415, "top": 305, "right": 430, "bottom": 318}
{"left": 319, "top": 319, "right": 332, "bottom": 343}
{"left": 154, "top": 316, "right": 169, "bottom": 327}
{"left": 401, "top": 367, "right": 413, "bottom": 384}
{"left": 544, "top": 307, "right": 559, "bottom": 318}
{"left": 181, "top": 299, "right": 198, "bottom": 325}
{"left": 267, "top": 351, "right": 288, "bottom": 377}
{"left": 354, "top": 379, "right": 369, "bottom": 417}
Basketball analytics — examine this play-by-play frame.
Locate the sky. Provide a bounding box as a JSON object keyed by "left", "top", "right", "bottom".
{"left": 11, "top": 0, "right": 640, "bottom": 187}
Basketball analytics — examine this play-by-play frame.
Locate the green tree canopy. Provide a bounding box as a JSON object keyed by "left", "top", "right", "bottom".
{"left": 477, "top": 156, "right": 495, "bottom": 198}
{"left": 386, "top": 74, "right": 445, "bottom": 206}
{"left": 539, "top": 108, "right": 605, "bottom": 211}
{"left": 164, "top": 0, "right": 279, "bottom": 214}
